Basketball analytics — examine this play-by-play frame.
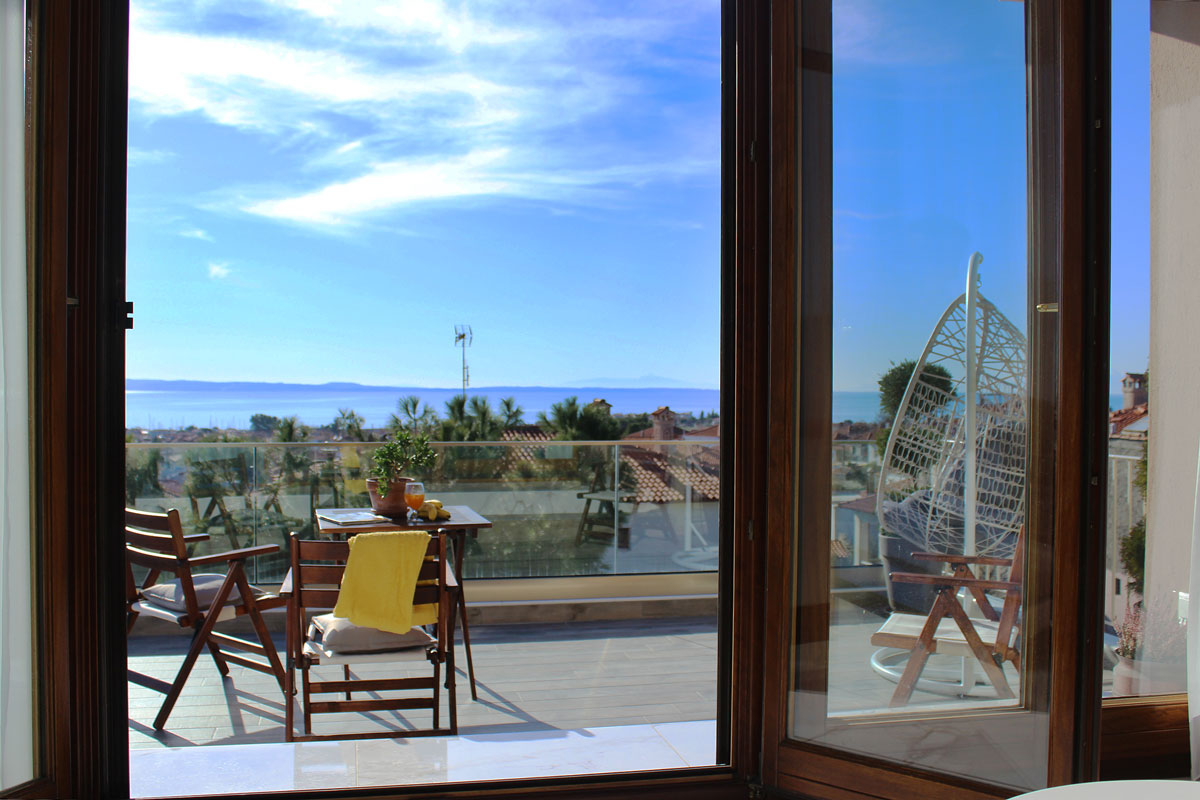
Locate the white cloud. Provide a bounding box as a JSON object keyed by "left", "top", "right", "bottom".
{"left": 834, "top": 0, "right": 960, "bottom": 66}
{"left": 262, "top": 0, "right": 531, "bottom": 54}
{"left": 180, "top": 228, "right": 213, "bottom": 241}
{"left": 127, "top": 146, "right": 174, "bottom": 165}
{"left": 128, "top": 1, "right": 720, "bottom": 226}
{"left": 208, "top": 262, "right": 231, "bottom": 279}
{"left": 245, "top": 148, "right": 510, "bottom": 224}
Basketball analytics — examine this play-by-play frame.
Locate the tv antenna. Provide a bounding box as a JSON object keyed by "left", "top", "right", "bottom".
{"left": 454, "top": 324, "right": 473, "bottom": 395}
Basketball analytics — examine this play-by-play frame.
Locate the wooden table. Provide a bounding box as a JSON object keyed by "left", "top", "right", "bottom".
{"left": 314, "top": 505, "right": 492, "bottom": 700}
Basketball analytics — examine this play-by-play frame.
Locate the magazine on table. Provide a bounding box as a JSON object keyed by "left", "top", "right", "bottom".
{"left": 316, "top": 510, "right": 392, "bottom": 526}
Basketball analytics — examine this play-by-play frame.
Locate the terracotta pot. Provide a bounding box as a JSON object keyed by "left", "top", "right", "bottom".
{"left": 1112, "top": 655, "right": 1138, "bottom": 697}
{"left": 1112, "top": 655, "right": 1186, "bottom": 697}
{"left": 366, "top": 477, "right": 413, "bottom": 518}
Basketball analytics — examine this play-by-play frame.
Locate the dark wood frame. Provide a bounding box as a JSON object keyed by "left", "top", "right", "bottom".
{"left": 755, "top": 0, "right": 1113, "bottom": 797}
{"left": 10, "top": 0, "right": 132, "bottom": 798}
{"left": 14, "top": 0, "right": 1152, "bottom": 797}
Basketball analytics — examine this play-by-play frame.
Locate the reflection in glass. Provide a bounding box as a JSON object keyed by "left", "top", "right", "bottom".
{"left": 787, "top": 0, "right": 1047, "bottom": 791}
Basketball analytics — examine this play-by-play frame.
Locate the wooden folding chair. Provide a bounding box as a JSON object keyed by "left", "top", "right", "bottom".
{"left": 870, "top": 527, "right": 1025, "bottom": 707}
{"left": 125, "top": 507, "right": 287, "bottom": 729}
{"left": 284, "top": 531, "right": 459, "bottom": 741}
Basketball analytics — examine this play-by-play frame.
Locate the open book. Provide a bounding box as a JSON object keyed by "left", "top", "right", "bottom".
{"left": 316, "top": 510, "right": 392, "bottom": 526}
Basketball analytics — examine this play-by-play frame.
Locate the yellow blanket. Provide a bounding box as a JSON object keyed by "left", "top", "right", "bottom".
{"left": 332, "top": 531, "right": 438, "bottom": 633}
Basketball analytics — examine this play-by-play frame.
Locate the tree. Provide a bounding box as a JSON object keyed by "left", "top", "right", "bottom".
{"left": 273, "top": 415, "right": 310, "bottom": 485}
{"left": 877, "top": 359, "right": 954, "bottom": 422}
{"left": 537, "top": 396, "right": 624, "bottom": 440}
{"left": 332, "top": 408, "right": 366, "bottom": 441}
{"left": 467, "top": 395, "right": 504, "bottom": 440}
{"left": 499, "top": 396, "right": 525, "bottom": 428}
{"left": 1119, "top": 442, "right": 1149, "bottom": 597}
{"left": 250, "top": 413, "right": 280, "bottom": 434}
{"left": 274, "top": 415, "right": 309, "bottom": 443}
{"left": 390, "top": 395, "right": 439, "bottom": 436}
{"left": 125, "top": 447, "right": 163, "bottom": 505}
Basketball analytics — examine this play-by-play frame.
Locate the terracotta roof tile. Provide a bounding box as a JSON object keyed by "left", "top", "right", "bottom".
{"left": 1109, "top": 403, "right": 1148, "bottom": 436}
{"left": 837, "top": 493, "right": 877, "bottom": 513}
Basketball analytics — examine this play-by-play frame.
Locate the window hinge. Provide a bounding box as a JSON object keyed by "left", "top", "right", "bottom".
{"left": 66, "top": 296, "right": 79, "bottom": 310}
{"left": 747, "top": 518, "right": 755, "bottom": 541}
{"left": 1036, "top": 302, "right": 1058, "bottom": 313}
{"left": 749, "top": 140, "right": 757, "bottom": 163}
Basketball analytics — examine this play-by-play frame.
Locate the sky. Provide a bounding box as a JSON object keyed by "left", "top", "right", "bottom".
{"left": 126, "top": 0, "right": 1149, "bottom": 394}
{"left": 125, "top": 0, "right": 722, "bottom": 388}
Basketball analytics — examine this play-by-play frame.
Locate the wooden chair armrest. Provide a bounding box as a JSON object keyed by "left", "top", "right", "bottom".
{"left": 189, "top": 543, "right": 280, "bottom": 566}
{"left": 890, "top": 571, "right": 1019, "bottom": 593}
{"left": 910, "top": 552, "right": 1013, "bottom": 567}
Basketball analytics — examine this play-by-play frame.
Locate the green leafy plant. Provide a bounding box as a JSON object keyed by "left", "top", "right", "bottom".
{"left": 367, "top": 431, "right": 436, "bottom": 496}
{"left": 878, "top": 359, "right": 954, "bottom": 422}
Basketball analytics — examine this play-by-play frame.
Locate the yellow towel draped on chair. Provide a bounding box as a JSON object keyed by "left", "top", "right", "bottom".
{"left": 332, "top": 531, "right": 438, "bottom": 633}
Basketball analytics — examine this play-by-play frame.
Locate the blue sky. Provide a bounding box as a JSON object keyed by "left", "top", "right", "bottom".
{"left": 126, "top": 0, "right": 1148, "bottom": 394}
{"left": 126, "top": 0, "right": 722, "bottom": 388}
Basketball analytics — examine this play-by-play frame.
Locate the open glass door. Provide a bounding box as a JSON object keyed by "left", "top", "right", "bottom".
{"left": 755, "top": 0, "right": 1104, "bottom": 796}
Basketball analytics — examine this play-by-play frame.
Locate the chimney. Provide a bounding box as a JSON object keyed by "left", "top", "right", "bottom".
{"left": 1121, "top": 372, "right": 1148, "bottom": 410}
{"left": 588, "top": 398, "right": 612, "bottom": 415}
{"left": 651, "top": 406, "right": 677, "bottom": 440}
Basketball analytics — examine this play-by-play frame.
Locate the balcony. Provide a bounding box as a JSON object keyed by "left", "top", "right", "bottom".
{"left": 125, "top": 440, "right": 1134, "bottom": 792}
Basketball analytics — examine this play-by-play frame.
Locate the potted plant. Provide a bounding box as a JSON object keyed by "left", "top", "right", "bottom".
{"left": 365, "top": 431, "right": 436, "bottom": 517}
{"left": 1111, "top": 598, "right": 1187, "bottom": 697}
{"left": 1111, "top": 603, "right": 1142, "bottom": 696}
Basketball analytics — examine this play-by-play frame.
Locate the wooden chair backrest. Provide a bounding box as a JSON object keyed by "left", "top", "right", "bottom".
{"left": 994, "top": 525, "right": 1025, "bottom": 661}
{"left": 125, "top": 507, "right": 211, "bottom": 620}
{"left": 289, "top": 533, "right": 452, "bottom": 654}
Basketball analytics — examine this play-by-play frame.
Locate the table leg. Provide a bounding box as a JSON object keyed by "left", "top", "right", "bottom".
{"left": 448, "top": 530, "right": 478, "bottom": 700}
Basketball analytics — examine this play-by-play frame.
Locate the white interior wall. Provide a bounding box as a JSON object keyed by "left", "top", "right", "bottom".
{"left": 1145, "top": 2, "right": 1200, "bottom": 653}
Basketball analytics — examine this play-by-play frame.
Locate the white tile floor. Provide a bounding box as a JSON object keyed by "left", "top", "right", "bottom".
{"left": 129, "top": 720, "right": 718, "bottom": 797}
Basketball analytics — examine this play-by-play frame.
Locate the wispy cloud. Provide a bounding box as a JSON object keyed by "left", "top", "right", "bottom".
{"left": 180, "top": 228, "right": 213, "bottom": 241}
{"left": 245, "top": 149, "right": 510, "bottom": 224}
{"left": 207, "top": 262, "right": 231, "bottom": 279}
{"left": 127, "top": 146, "right": 175, "bottom": 165}
{"left": 834, "top": 0, "right": 959, "bottom": 66}
{"left": 127, "top": 0, "right": 719, "bottom": 227}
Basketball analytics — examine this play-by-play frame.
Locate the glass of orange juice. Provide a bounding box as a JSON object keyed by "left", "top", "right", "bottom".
{"left": 403, "top": 481, "right": 425, "bottom": 519}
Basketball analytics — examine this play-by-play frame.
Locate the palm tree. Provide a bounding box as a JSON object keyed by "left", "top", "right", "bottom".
{"left": 274, "top": 415, "right": 310, "bottom": 484}
{"left": 467, "top": 395, "right": 503, "bottom": 440}
{"left": 537, "top": 396, "right": 622, "bottom": 440}
{"left": 332, "top": 408, "right": 365, "bottom": 441}
{"left": 438, "top": 394, "right": 470, "bottom": 441}
{"left": 538, "top": 396, "right": 583, "bottom": 440}
{"left": 499, "top": 396, "right": 524, "bottom": 429}
{"left": 390, "top": 395, "right": 438, "bottom": 436}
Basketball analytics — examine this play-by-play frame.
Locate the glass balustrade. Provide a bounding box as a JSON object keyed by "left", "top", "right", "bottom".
{"left": 126, "top": 439, "right": 722, "bottom": 584}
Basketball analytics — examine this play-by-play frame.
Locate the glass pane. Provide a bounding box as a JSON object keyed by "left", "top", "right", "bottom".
{"left": 1105, "top": 1, "right": 1200, "bottom": 700}
{"left": 787, "top": 0, "right": 1048, "bottom": 791}
{"left": 124, "top": 0, "right": 722, "bottom": 789}
{"left": 0, "top": 0, "right": 33, "bottom": 788}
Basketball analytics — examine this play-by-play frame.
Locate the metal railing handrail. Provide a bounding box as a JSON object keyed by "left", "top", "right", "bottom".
{"left": 126, "top": 438, "right": 720, "bottom": 450}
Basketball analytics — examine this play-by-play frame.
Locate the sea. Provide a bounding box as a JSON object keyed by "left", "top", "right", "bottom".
{"left": 124, "top": 382, "right": 1129, "bottom": 431}
{"left": 125, "top": 380, "right": 884, "bottom": 430}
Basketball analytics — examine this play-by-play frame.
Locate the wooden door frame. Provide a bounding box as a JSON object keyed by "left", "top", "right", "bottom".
{"left": 22, "top": 0, "right": 764, "bottom": 798}
{"left": 12, "top": 0, "right": 133, "bottom": 798}
{"left": 755, "top": 0, "right": 1112, "bottom": 796}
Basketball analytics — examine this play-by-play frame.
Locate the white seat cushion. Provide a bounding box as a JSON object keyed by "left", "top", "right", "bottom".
{"left": 140, "top": 574, "right": 243, "bottom": 612}
{"left": 311, "top": 613, "right": 433, "bottom": 655}
{"left": 872, "top": 612, "right": 1009, "bottom": 659}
